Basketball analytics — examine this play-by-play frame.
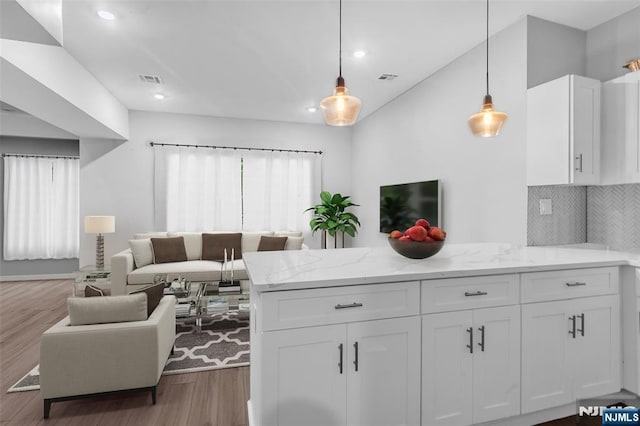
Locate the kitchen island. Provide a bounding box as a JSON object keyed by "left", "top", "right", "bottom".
{"left": 243, "top": 243, "right": 640, "bottom": 426}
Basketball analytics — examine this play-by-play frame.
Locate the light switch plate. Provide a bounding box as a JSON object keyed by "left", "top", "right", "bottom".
{"left": 539, "top": 198, "right": 552, "bottom": 215}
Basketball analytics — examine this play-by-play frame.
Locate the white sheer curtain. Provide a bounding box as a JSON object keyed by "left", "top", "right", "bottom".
{"left": 242, "top": 150, "right": 321, "bottom": 232}
{"left": 154, "top": 146, "right": 242, "bottom": 231}
{"left": 3, "top": 156, "right": 79, "bottom": 260}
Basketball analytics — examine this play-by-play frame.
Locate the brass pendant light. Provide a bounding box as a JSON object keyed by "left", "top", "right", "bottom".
{"left": 321, "top": 0, "right": 362, "bottom": 126}
{"left": 468, "top": 0, "right": 507, "bottom": 137}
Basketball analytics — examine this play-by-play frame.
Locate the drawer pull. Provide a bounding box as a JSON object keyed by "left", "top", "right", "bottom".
{"left": 478, "top": 325, "right": 485, "bottom": 352}
{"left": 464, "top": 291, "right": 488, "bottom": 297}
{"left": 335, "top": 302, "right": 364, "bottom": 310}
{"left": 577, "top": 313, "right": 585, "bottom": 337}
{"left": 338, "top": 343, "right": 343, "bottom": 374}
{"left": 353, "top": 341, "right": 359, "bottom": 372}
{"left": 569, "top": 315, "right": 576, "bottom": 338}
{"left": 565, "top": 282, "right": 587, "bottom": 287}
{"left": 466, "top": 327, "right": 473, "bottom": 354}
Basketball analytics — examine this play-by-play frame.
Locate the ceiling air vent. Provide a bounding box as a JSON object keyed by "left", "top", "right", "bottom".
{"left": 378, "top": 73, "right": 398, "bottom": 81}
{"left": 138, "top": 74, "right": 162, "bottom": 84}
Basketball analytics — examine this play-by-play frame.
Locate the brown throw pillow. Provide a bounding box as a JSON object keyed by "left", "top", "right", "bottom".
{"left": 202, "top": 233, "right": 242, "bottom": 261}
{"left": 151, "top": 237, "right": 187, "bottom": 264}
{"left": 84, "top": 284, "right": 111, "bottom": 297}
{"left": 257, "top": 236, "right": 288, "bottom": 252}
{"left": 130, "top": 283, "right": 165, "bottom": 317}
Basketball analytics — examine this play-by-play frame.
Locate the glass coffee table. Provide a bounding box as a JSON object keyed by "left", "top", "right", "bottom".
{"left": 168, "top": 280, "right": 250, "bottom": 333}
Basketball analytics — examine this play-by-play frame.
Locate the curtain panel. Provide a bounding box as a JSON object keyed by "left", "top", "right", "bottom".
{"left": 3, "top": 156, "right": 79, "bottom": 260}
{"left": 154, "top": 146, "right": 321, "bottom": 235}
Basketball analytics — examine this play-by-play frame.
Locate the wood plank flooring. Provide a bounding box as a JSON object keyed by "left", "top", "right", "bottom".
{"left": 0, "top": 279, "right": 585, "bottom": 426}
{"left": 0, "top": 279, "right": 249, "bottom": 426}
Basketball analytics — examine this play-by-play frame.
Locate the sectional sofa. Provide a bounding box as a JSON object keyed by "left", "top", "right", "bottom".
{"left": 110, "top": 231, "right": 304, "bottom": 295}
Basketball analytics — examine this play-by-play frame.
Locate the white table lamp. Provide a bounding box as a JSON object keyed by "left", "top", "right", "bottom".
{"left": 84, "top": 216, "right": 115, "bottom": 270}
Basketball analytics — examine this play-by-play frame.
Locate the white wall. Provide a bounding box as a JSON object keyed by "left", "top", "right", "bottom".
{"left": 351, "top": 18, "right": 528, "bottom": 248}
{"left": 587, "top": 5, "right": 640, "bottom": 82}
{"left": 79, "top": 111, "right": 352, "bottom": 265}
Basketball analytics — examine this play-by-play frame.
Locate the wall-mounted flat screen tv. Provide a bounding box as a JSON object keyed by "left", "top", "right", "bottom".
{"left": 380, "top": 180, "right": 441, "bottom": 233}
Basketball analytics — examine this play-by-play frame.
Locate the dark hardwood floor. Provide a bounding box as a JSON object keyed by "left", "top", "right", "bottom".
{"left": 0, "top": 279, "right": 249, "bottom": 426}
{"left": 0, "top": 279, "right": 588, "bottom": 426}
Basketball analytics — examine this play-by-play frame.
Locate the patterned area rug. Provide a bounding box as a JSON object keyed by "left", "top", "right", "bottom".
{"left": 7, "top": 311, "right": 250, "bottom": 393}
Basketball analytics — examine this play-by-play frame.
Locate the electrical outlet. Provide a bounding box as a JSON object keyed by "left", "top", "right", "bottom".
{"left": 539, "top": 199, "right": 552, "bottom": 215}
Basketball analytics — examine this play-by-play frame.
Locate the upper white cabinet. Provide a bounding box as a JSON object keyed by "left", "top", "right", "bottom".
{"left": 527, "top": 74, "right": 601, "bottom": 186}
{"left": 600, "top": 71, "right": 640, "bottom": 184}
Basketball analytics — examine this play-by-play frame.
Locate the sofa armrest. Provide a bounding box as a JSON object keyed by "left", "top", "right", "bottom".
{"left": 40, "top": 296, "right": 176, "bottom": 399}
{"left": 111, "top": 248, "right": 135, "bottom": 295}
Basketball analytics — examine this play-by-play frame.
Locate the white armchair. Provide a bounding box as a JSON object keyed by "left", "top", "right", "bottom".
{"left": 40, "top": 294, "right": 176, "bottom": 418}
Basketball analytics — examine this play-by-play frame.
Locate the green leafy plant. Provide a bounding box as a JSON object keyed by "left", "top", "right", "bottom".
{"left": 306, "top": 191, "right": 361, "bottom": 248}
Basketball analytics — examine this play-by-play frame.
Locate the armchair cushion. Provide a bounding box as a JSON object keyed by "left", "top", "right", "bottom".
{"left": 67, "top": 293, "right": 148, "bottom": 325}
{"left": 151, "top": 237, "right": 187, "bottom": 264}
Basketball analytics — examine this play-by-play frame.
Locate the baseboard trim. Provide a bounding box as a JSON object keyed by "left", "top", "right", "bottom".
{"left": 0, "top": 273, "right": 75, "bottom": 282}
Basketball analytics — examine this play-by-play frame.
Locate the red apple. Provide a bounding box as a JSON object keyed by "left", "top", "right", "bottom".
{"left": 427, "top": 226, "right": 446, "bottom": 241}
{"left": 415, "top": 218, "right": 430, "bottom": 230}
{"left": 389, "top": 230, "right": 403, "bottom": 239}
{"left": 425, "top": 236, "right": 435, "bottom": 242}
{"left": 406, "top": 225, "right": 428, "bottom": 242}
{"left": 398, "top": 235, "right": 412, "bottom": 241}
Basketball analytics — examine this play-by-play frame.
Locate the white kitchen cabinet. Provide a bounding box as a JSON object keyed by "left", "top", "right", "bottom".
{"left": 601, "top": 71, "right": 640, "bottom": 184}
{"left": 527, "top": 74, "right": 601, "bottom": 185}
{"left": 621, "top": 267, "right": 640, "bottom": 394}
{"left": 422, "top": 276, "right": 520, "bottom": 426}
{"left": 260, "top": 315, "right": 421, "bottom": 426}
{"left": 521, "top": 295, "right": 620, "bottom": 413}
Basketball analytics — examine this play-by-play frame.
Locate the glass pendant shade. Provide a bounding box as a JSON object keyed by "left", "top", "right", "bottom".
{"left": 321, "top": 77, "right": 362, "bottom": 126}
{"left": 468, "top": 94, "right": 507, "bottom": 137}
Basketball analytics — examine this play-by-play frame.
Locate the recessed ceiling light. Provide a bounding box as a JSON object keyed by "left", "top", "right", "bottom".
{"left": 353, "top": 50, "right": 367, "bottom": 58}
{"left": 97, "top": 10, "right": 115, "bottom": 20}
{"left": 306, "top": 106, "right": 318, "bottom": 113}
{"left": 154, "top": 93, "right": 166, "bottom": 100}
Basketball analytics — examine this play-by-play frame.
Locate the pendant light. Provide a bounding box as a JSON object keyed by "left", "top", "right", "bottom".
{"left": 321, "top": 0, "right": 362, "bottom": 126}
{"left": 468, "top": 0, "right": 507, "bottom": 137}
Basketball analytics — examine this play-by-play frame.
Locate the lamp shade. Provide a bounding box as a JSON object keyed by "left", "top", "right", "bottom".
{"left": 321, "top": 78, "right": 362, "bottom": 127}
{"left": 468, "top": 95, "right": 508, "bottom": 137}
{"left": 84, "top": 216, "right": 115, "bottom": 234}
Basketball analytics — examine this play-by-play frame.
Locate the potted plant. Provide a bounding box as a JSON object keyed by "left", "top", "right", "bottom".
{"left": 306, "top": 191, "right": 361, "bottom": 249}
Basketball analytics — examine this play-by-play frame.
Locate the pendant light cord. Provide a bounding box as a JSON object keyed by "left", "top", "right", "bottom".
{"left": 339, "top": 0, "right": 343, "bottom": 78}
{"left": 485, "top": 0, "right": 489, "bottom": 96}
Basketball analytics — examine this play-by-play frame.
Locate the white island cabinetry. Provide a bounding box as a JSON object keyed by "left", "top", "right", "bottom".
{"left": 255, "top": 281, "right": 421, "bottom": 426}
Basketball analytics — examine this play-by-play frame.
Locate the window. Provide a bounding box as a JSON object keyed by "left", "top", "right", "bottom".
{"left": 153, "top": 145, "right": 321, "bottom": 233}
{"left": 3, "top": 155, "right": 79, "bottom": 260}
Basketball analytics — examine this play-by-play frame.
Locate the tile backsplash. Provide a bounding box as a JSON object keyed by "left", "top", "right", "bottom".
{"left": 528, "top": 183, "right": 640, "bottom": 250}
{"left": 587, "top": 184, "right": 640, "bottom": 250}
{"left": 527, "top": 186, "right": 587, "bottom": 246}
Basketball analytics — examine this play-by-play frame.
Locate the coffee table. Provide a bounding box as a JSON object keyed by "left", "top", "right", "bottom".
{"left": 170, "top": 280, "right": 250, "bottom": 333}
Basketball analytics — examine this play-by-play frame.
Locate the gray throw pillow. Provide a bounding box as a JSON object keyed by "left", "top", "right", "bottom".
{"left": 151, "top": 236, "right": 187, "bottom": 264}
{"left": 84, "top": 284, "right": 111, "bottom": 297}
{"left": 202, "top": 233, "right": 242, "bottom": 261}
{"left": 257, "top": 236, "right": 288, "bottom": 252}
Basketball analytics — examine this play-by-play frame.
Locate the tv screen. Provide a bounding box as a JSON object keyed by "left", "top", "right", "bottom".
{"left": 380, "top": 180, "right": 441, "bottom": 233}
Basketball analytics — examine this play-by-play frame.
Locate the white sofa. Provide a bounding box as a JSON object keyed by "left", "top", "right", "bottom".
{"left": 111, "top": 231, "right": 304, "bottom": 295}
{"left": 40, "top": 294, "right": 176, "bottom": 418}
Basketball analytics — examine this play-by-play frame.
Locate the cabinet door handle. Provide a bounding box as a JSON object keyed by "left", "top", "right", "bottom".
{"left": 466, "top": 327, "right": 474, "bottom": 354}
{"left": 338, "top": 343, "right": 343, "bottom": 374}
{"left": 353, "top": 342, "right": 359, "bottom": 372}
{"left": 478, "top": 325, "right": 485, "bottom": 352}
{"left": 335, "top": 302, "right": 364, "bottom": 310}
{"left": 565, "top": 282, "right": 587, "bottom": 287}
{"left": 569, "top": 315, "right": 576, "bottom": 339}
{"left": 577, "top": 313, "right": 585, "bottom": 337}
{"left": 464, "top": 291, "right": 488, "bottom": 297}
{"left": 575, "top": 153, "right": 583, "bottom": 172}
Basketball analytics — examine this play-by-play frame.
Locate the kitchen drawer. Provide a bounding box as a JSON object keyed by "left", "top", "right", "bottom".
{"left": 520, "top": 267, "right": 619, "bottom": 303}
{"left": 260, "top": 281, "right": 420, "bottom": 331}
{"left": 421, "top": 274, "right": 519, "bottom": 314}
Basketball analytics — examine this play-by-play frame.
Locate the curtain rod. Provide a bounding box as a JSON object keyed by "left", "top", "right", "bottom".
{"left": 149, "top": 141, "right": 322, "bottom": 155}
{"left": 2, "top": 153, "right": 79, "bottom": 160}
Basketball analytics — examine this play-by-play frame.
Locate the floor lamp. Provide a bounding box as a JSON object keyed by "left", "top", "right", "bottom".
{"left": 84, "top": 216, "right": 115, "bottom": 270}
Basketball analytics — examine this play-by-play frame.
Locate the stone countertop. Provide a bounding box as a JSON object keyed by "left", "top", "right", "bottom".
{"left": 242, "top": 243, "right": 640, "bottom": 292}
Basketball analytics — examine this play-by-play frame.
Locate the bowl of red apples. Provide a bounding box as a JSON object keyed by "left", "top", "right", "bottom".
{"left": 387, "top": 218, "right": 446, "bottom": 259}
